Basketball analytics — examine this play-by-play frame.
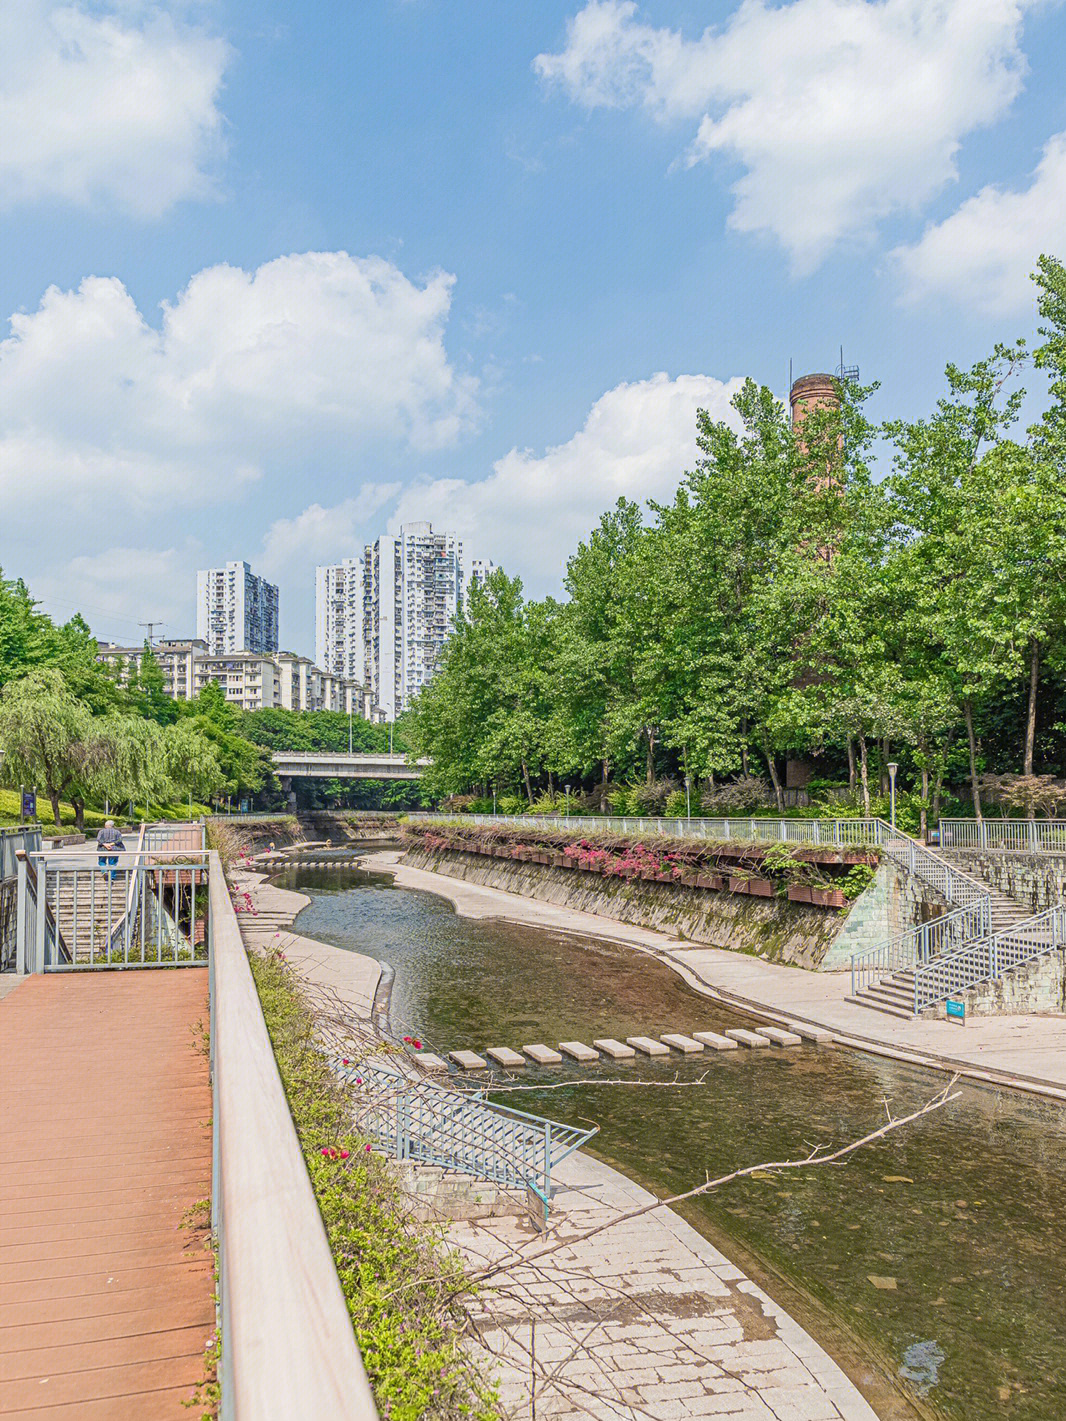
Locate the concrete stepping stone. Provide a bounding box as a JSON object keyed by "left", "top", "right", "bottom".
{"left": 593, "top": 1037, "right": 636, "bottom": 1059}
{"left": 693, "top": 1031, "right": 739, "bottom": 1051}
{"left": 485, "top": 1046, "right": 526, "bottom": 1068}
{"left": 784, "top": 1020, "right": 835, "bottom": 1045}
{"left": 724, "top": 1028, "right": 770, "bottom": 1048}
{"left": 627, "top": 1036, "right": 670, "bottom": 1056}
{"left": 523, "top": 1043, "right": 563, "bottom": 1065}
{"left": 449, "top": 1050, "right": 488, "bottom": 1071}
{"left": 756, "top": 1028, "right": 807, "bottom": 1051}
{"left": 756, "top": 1026, "right": 803, "bottom": 1047}
{"left": 661, "top": 1033, "right": 705, "bottom": 1053}
{"left": 417, "top": 1053, "right": 449, "bottom": 1073}
{"left": 559, "top": 1040, "right": 599, "bottom": 1062}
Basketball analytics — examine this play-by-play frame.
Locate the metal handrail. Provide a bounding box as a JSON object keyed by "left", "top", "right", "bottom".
{"left": 849, "top": 899, "right": 990, "bottom": 1000}
{"left": 345, "top": 1060, "right": 597, "bottom": 1211}
{"left": 939, "top": 819, "right": 1066, "bottom": 853}
{"left": 913, "top": 904, "right": 1066, "bottom": 1012}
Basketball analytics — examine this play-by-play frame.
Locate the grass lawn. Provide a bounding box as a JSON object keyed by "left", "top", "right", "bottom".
{"left": 0, "top": 788, "right": 212, "bottom": 830}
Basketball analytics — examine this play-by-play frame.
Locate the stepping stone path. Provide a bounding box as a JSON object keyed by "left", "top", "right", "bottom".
{"left": 627, "top": 1036, "right": 670, "bottom": 1057}
{"left": 592, "top": 1038, "right": 636, "bottom": 1059}
{"left": 558, "top": 1041, "right": 599, "bottom": 1062}
{"left": 693, "top": 1031, "right": 739, "bottom": 1051}
{"left": 724, "top": 1028, "right": 770, "bottom": 1048}
{"left": 523, "top": 1043, "right": 563, "bottom": 1065}
{"left": 756, "top": 1026, "right": 803, "bottom": 1047}
{"left": 417, "top": 1053, "right": 449, "bottom": 1073}
{"left": 449, "top": 1049, "right": 488, "bottom": 1071}
{"left": 785, "top": 1020, "right": 835, "bottom": 1044}
{"left": 485, "top": 1046, "right": 526, "bottom": 1068}
{"left": 660, "top": 1033, "right": 705, "bottom": 1053}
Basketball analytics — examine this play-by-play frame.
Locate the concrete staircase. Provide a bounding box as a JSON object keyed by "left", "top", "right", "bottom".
{"left": 49, "top": 870, "right": 132, "bottom": 963}
{"left": 848, "top": 876, "right": 1032, "bottom": 1019}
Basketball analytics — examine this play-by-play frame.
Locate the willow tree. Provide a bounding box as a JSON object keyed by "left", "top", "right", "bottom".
{"left": 0, "top": 668, "right": 92, "bottom": 825}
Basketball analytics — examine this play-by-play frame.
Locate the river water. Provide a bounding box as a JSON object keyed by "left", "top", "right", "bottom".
{"left": 277, "top": 864, "right": 1066, "bottom": 1421}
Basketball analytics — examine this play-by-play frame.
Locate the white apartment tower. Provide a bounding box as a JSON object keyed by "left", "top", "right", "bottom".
{"left": 363, "top": 522, "right": 463, "bottom": 719}
{"left": 196, "top": 562, "right": 279, "bottom": 656}
{"left": 468, "top": 558, "right": 497, "bottom": 591}
{"left": 315, "top": 558, "right": 364, "bottom": 684}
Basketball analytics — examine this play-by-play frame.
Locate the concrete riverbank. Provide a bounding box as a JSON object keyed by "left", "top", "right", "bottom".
{"left": 365, "top": 849, "right": 1066, "bottom": 1100}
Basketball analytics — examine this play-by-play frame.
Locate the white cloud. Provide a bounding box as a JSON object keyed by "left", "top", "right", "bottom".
{"left": 535, "top": 0, "right": 1035, "bottom": 271}
{"left": 260, "top": 487, "right": 402, "bottom": 580}
{"left": 390, "top": 372, "right": 744, "bottom": 593}
{"left": 891, "top": 131, "right": 1066, "bottom": 315}
{"left": 0, "top": 2, "right": 230, "bottom": 216}
{"left": 0, "top": 251, "right": 478, "bottom": 513}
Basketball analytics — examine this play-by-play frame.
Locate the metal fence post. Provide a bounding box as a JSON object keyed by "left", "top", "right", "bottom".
{"left": 35, "top": 860, "right": 47, "bottom": 971}
{"left": 15, "top": 851, "right": 28, "bottom": 974}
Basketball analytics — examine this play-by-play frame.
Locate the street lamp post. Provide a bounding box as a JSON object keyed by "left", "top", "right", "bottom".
{"left": 887, "top": 762, "right": 899, "bottom": 832}
{"left": 565, "top": 784, "right": 571, "bottom": 818}
{"left": 492, "top": 785, "right": 497, "bottom": 816}
{"left": 685, "top": 775, "right": 692, "bottom": 821}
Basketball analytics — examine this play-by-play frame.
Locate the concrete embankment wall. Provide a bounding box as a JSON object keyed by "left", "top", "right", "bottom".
{"left": 402, "top": 845, "right": 843, "bottom": 968}
{"left": 945, "top": 850, "right": 1066, "bottom": 914}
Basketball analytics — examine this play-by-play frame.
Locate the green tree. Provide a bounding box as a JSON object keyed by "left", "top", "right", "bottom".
{"left": 0, "top": 668, "right": 92, "bottom": 826}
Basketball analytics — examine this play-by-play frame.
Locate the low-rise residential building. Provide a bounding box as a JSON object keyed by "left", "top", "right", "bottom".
{"left": 97, "top": 639, "right": 381, "bottom": 719}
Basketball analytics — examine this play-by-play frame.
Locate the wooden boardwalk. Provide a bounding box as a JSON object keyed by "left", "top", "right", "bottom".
{"left": 0, "top": 971, "right": 214, "bottom": 1419}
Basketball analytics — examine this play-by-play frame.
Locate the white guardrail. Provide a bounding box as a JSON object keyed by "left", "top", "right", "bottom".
{"left": 939, "top": 818, "right": 1066, "bottom": 852}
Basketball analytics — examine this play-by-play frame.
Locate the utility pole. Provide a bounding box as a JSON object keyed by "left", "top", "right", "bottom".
{"left": 139, "top": 622, "right": 163, "bottom": 646}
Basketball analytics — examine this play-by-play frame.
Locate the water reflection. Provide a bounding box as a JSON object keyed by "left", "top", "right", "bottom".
{"left": 281, "top": 867, "right": 1066, "bottom": 1421}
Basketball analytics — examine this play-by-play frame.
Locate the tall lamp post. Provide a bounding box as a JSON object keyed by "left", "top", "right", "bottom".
{"left": 564, "top": 784, "right": 571, "bottom": 819}
{"left": 887, "top": 762, "right": 899, "bottom": 832}
{"left": 685, "top": 774, "right": 692, "bottom": 821}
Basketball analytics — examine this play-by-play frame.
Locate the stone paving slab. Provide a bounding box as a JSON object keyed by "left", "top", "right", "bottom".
{"left": 756, "top": 1027, "right": 803, "bottom": 1047}
{"left": 486, "top": 1046, "right": 527, "bottom": 1068}
{"left": 725, "top": 1029, "right": 770, "bottom": 1048}
{"left": 661, "top": 1032, "right": 706, "bottom": 1053}
{"left": 694, "top": 1031, "right": 740, "bottom": 1051}
{"left": 594, "top": 1037, "right": 637, "bottom": 1059}
{"left": 627, "top": 1036, "right": 670, "bottom": 1056}
{"left": 559, "top": 1040, "right": 599, "bottom": 1062}
{"left": 450, "top": 1049, "right": 488, "bottom": 1070}
{"left": 448, "top": 1149, "right": 878, "bottom": 1421}
{"left": 524, "top": 1043, "right": 563, "bottom": 1065}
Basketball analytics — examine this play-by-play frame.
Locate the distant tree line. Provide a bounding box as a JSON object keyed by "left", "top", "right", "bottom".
{"left": 407, "top": 257, "right": 1066, "bottom": 831}
{"left": 0, "top": 579, "right": 412, "bottom": 824}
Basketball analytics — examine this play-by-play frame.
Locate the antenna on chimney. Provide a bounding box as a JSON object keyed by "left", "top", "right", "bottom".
{"left": 139, "top": 622, "right": 163, "bottom": 646}
{"left": 836, "top": 346, "right": 859, "bottom": 383}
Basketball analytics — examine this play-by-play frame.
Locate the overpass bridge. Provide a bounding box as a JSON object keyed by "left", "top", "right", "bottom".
{"left": 272, "top": 751, "right": 427, "bottom": 782}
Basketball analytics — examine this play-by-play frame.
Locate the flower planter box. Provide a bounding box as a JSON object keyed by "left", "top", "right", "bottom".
{"left": 696, "top": 873, "right": 726, "bottom": 891}
{"left": 679, "top": 873, "right": 700, "bottom": 888}
{"left": 787, "top": 884, "right": 813, "bottom": 903}
{"left": 810, "top": 887, "right": 846, "bottom": 909}
{"left": 551, "top": 854, "right": 568, "bottom": 867}
{"left": 747, "top": 878, "right": 774, "bottom": 898}
{"left": 728, "top": 876, "right": 750, "bottom": 894}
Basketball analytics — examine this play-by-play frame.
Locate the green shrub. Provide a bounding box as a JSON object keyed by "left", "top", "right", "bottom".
{"left": 664, "top": 789, "right": 687, "bottom": 818}
{"left": 496, "top": 793, "right": 526, "bottom": 816}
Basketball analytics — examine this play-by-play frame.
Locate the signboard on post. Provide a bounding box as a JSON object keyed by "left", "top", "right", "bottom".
{"left": 20, "top": 787, "right": 36, "bottom": 821}
{"left": 945, "top": 999, "right": 966, "bottom": 1024}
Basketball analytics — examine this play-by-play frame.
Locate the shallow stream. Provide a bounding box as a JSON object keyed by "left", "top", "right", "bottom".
{"left": 278, "top": 864, "right": 1066, "bottom": 1421}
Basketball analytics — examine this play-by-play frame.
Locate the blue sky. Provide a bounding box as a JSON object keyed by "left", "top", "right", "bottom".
{"left": 2, "top": 0, "right": 1064, "bottom": 657}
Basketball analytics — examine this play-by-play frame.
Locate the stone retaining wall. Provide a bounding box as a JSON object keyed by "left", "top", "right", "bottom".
{"left": 403, "top": 846, "right": 843, "bottom": 968}
{"left": 944, "top": 850, "right": 1066, "bottom": 914}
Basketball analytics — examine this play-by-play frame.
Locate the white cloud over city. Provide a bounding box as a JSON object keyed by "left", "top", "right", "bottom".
{"left": 387, "top": 372, "right": 744, "bottom": 592}
{"left": 0, "top": 2, "right": 231, "bottom": 216}
{"left": 536, "top": 0, "right": 1037, "bottom": 271}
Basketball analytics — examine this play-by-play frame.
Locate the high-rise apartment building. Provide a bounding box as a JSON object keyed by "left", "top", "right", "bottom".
{"left": 315, "top": 558, "right": 364, "bottom": 685}
{"left": 468, "top": 558, "right": 497, "bottom": 591}
{"left": 363, "top": 522, "right": 463, "bottom": 719}
{"left": 196, "top": 561, "right": 279, "bottom": 656}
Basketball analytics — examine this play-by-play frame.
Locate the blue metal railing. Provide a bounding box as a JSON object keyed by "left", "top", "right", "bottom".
{"left": 913, "top": 904, "right": 1066, "bottom": 1012}
{"left": 343, "top": 1060, "right": 597, "bottom": 1212}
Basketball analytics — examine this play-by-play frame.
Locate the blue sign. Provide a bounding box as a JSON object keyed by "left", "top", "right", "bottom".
{"left": 945, "top": 999, "right": 965, "bottom": 1022}
{"left": 21, "top": 788, "right": 36, "bottom": 820}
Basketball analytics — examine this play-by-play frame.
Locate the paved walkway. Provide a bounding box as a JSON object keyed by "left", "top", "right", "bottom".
{"left": 365, "top": 851, "right": 1066, "bottom": 1098}
{"left": 0, "top": 971, "right": 214, "bottom": 1419}
{"left": 453, "top": 1149, "right": 878, "bottom": 1421}
{"left": 228, "top": 867, "right": 382, "bottom": 1017}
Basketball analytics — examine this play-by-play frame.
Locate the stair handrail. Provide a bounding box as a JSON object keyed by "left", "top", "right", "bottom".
{"left": 913, "top": 902, "right": 1066, "bottom": 1013}
{"left": 107, "top": 822, "right": 147, "bottom": 960}
{"left": 871, "top": 821, "right": 992, "bottom": 909}
{"left": 849, "top": 898, "right": 990, "bottom": 1001}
